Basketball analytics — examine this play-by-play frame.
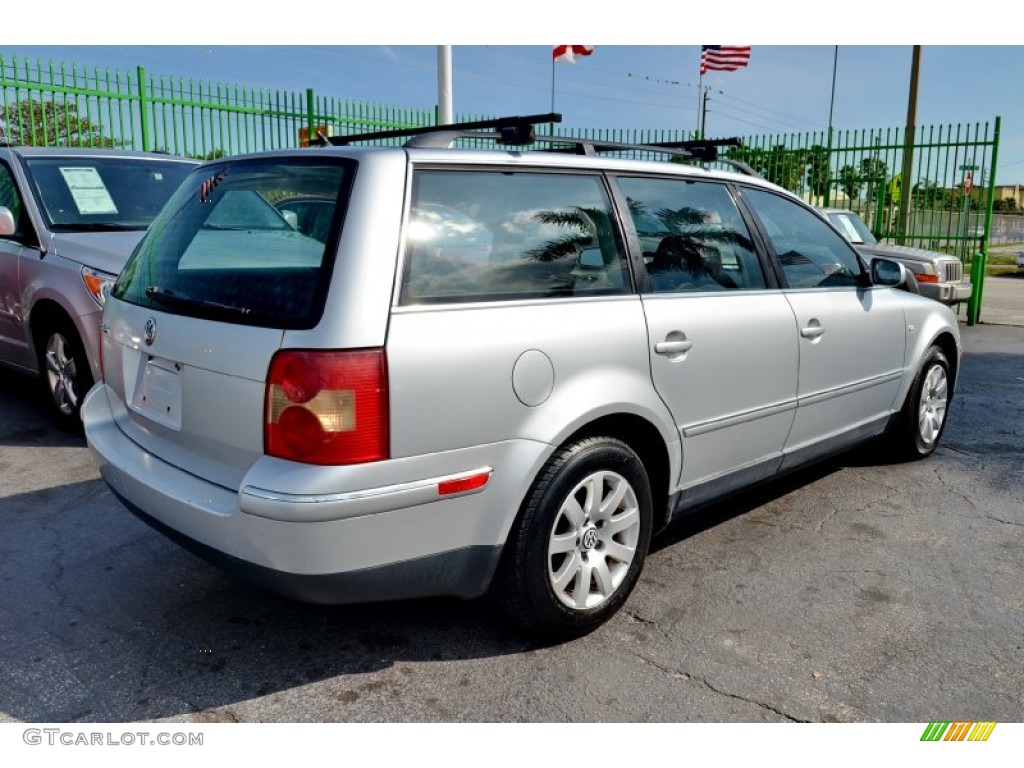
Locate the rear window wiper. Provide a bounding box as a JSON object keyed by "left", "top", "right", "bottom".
{"left": 146, "top": 286, "right": 252, "bottom": 316}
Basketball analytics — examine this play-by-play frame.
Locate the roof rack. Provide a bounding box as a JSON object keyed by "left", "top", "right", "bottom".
{"left": 321, "top": 114, "right": 761, "bottom": 178}
{"left": 324, "top": 113, "right": 562, "bottom": 148}
{"left": 536, "top": 136, "right": 761, "bottom": 178}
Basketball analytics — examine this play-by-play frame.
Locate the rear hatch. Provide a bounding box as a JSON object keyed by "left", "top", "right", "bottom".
{"left": 98, "top": 155, "right": 357, "bottom": 489}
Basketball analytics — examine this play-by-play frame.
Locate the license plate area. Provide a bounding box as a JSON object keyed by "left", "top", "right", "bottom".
{"left": 130, "top": 355, "right": 182, "bottom": 429}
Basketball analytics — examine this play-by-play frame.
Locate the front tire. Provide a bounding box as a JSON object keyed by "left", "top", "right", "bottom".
{"left": 893, "top": 345, "right": 951, "bottom": 459}
{"left": 35, "top": 318, "right": 93, "bottom": 431}
{"left": 492, "top": 437, "right": 653, "bottom": 642}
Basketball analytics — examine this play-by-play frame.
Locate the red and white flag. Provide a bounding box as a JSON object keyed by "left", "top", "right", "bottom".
{"left": 553, "top": 45, "right": 595, "bottom": 64}
{"left": 700, "top": 46, "right": 752, "bottom": 75}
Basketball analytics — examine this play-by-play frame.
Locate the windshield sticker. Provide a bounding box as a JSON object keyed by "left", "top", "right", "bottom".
{"left": 833, "top": 215, "right": 861, "bottom": 242}
{"left": 59, "top": 167, "right": 119, "bottom": 215}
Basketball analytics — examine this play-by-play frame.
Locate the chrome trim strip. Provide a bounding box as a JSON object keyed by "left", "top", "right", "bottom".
{"left": 798, "top": 370, "right": 903, "bottom": 408}
{"left": 390, "top": 295, "right": 639, "bottom": 313}
{"left": 680, "top": 370, "right": 904, "bottom": 439}
{"left": 240, "top": 466, "right": 494, "bottom": 523}
{"left": 682, "top": 400, "right": 797, "bottom": 438}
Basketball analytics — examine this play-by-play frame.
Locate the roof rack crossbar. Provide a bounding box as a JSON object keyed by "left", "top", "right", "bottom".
{"left": 534, "top": 138, "right": 693, "bottom": 159}
{"left": 326, "top": 112, "right": 562, "bottom": 147}
{"left": 651, "top": 137, "right": 741, "bottom": 161}
{"left": 320, "top": 117, "right": 760, "bottom": 177}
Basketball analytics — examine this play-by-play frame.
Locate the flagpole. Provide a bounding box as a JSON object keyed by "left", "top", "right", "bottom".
{"left": 550, "top": 55, "right": 556, "bottom": 134}
{"left": 551, "top": 56, "right": 556, "bottom": 114}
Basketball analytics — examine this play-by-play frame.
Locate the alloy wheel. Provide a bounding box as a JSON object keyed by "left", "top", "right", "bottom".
{"left": 45, "top": 332, "right": 80, "bottom": 416}
{"left": 917, "top": 363, "right": 948, "bottom": 447}
{"left": 547, "top": 470, "right": 641, "bottom": 610}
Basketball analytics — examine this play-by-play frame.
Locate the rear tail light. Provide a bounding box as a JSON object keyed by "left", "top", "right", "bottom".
{"left": 265, "top": 349, "right": 388, "bottom": 465}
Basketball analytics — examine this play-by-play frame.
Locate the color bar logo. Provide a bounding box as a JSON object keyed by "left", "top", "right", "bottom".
{"left": 921, "top": 722, "right": 997, "bottom": 741}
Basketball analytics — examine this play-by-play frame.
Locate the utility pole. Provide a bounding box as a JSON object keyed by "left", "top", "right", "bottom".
{"left": 825, "top": 46, "right": 838, "bottom": 207}
{"left": 897, "top": 45, "right": 921, "bottom": 245}
{"left": 699, "top": 87, "right": 709, "bottom": 139}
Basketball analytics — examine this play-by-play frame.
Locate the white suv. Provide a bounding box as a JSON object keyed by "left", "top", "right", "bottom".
{"left": 83, "top": 116, "right": 960, "bottom": 640}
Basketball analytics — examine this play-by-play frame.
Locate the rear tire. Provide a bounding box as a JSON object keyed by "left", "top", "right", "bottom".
{"left": 35, "top": 317, "right": 93, "bottom": 432}
{"left": 492, "top": 437, "right": 653, "bottom": 642}
{"left": 892, "top": 345, "right": 951, "bottom": 459}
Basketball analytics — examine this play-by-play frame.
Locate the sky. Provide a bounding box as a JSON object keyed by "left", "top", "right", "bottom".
{"left": 4, "top": 8, "right": 1024, "bottom": 181}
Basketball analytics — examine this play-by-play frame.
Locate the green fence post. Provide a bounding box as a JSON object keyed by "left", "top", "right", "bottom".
{"left": 306, "top": 87, "right": 315, "bottom": 148}
{"left": 136, "top": 65, "right": 150, "bottom": 151}
{"left": 967, "top": 116, "right": 1000, "bottom": 326}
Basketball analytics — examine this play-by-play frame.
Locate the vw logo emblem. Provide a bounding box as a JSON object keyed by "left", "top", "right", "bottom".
{"left": 144, "top": 318, "right": 157, "bottom": 346}
{"left": 581, "top": 528, "right": 599, "bottom": 550}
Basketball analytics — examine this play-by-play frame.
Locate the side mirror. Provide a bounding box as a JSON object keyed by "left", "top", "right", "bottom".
{"left": 871, "top": 257, "right": 908, "bottom": 287}
{"left": 576, "top": 246, "right": 604, "bottom": 269}
{"left": 0, "top": 206, "right": 15, "bottom": 237}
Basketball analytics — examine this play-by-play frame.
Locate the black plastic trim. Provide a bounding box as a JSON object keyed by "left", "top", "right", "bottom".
{"left": 110, "top": 486, "right": 502, "bottom": 604}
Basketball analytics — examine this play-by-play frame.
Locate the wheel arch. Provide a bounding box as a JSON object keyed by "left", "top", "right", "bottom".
{"left": 559, "top": 412, "right": 674, "bottom": 534}
{"left": 930, "top": 330, "right": 959, "bottom": 390}
{"left": 28, "top": 298, "right": 76, "bottom": 363}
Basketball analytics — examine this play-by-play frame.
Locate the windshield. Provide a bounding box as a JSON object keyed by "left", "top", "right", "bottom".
{"left": 113, "top": 156, "right": 354, "bottom": 329}
{"left": 22, "top": 156, "right": 195, "bottom": 231}
{"left": 826, "top": 211, "right": 877, "bottom": 245}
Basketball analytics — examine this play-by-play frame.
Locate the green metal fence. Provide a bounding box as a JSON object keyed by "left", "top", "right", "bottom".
{"left": 0, "top": 52, "right": 1002, "bottom": 322}
{"left": 726, "top": 120, "right": 1001, "bottom": 322}
{"left": 0, "top": 55, "right": 444, "bottom": 156}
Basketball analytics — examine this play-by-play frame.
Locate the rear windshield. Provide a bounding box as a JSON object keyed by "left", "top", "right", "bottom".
{"left": 113, "top": 157, "right": 354, "bottom": 329}
{"left": 22, "top": 156, "right": 195, "bottom": 231}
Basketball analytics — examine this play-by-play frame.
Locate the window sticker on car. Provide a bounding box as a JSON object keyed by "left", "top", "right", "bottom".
{"left": 833, "top": 214, "right": 861, "bottom": 242}
{"left": 58, "top": 167, "right": 119, "bottom": 215}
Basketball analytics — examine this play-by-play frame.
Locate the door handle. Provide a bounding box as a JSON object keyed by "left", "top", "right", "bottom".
{"left": 800, "top": 323, "right": 825, "bottom": 340}
{"left": 654, "top": 340, "right": 693, "bottom": 355}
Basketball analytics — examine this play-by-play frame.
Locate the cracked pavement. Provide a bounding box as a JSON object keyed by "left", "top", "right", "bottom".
{"left": 0, "top": 323, "right": 1021, "bottom": 723}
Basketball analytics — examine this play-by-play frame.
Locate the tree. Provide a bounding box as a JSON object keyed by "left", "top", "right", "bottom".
{"left": 913, "top": 180, "right": 950, "bottom": 210}
{"left": 0, "top": 99, "right": 119, "bottom": 148}
{"left": 838, "top": 165, "right": 861, "bottom": 201}
{"left": 806, "top": 145, "right": 830, "bottom": 197}
{"left": 724, "top": 145, "right": 807, "bottom": 192}
{"left": 859, "top": 156, "right": 888, "bottom": 185}
{"left": 191, "top": 148, "right": 226, "bottom": 161}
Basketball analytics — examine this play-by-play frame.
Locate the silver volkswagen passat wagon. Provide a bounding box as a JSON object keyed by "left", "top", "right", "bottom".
{"left": 84, "top": 116, "right": 960, "bottom": 640}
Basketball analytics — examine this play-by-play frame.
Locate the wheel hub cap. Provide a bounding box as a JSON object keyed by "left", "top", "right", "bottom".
{"left": 547, "top": 470, "right": 641, "bottom": 611}
{"left": 45, "top": 333, "right": 79, "bottom": 415}
{"left": 917, "top": 364, "right": 948, "bottom": 447}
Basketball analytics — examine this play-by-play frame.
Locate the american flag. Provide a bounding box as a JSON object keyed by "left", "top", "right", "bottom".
{"left": 553, "top": 45, "right": 595, "bottom": 64}
{"left": 700, "top": 46, "right": 752, "bottom": 75}
{"left": 198, "top": 170, "right": 226, "bottom": 203}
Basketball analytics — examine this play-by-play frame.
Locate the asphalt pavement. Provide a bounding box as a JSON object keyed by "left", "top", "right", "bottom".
{"left": 0, "top": 320, "right": 1021, "bottom": 723}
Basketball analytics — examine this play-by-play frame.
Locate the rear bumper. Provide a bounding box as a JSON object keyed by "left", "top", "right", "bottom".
{"left": 83, "top": 383, "right": 548, "bottom": 603}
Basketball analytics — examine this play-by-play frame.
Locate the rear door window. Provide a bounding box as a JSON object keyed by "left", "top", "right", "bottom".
{"left": 617, "top": 176, "right": 767, "bottom": 292}
{"left": 400, "top": 170, "right": 630, "bottom": 304}
{"left": 113, "top": 157, "right": 353, "bottom": 329}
